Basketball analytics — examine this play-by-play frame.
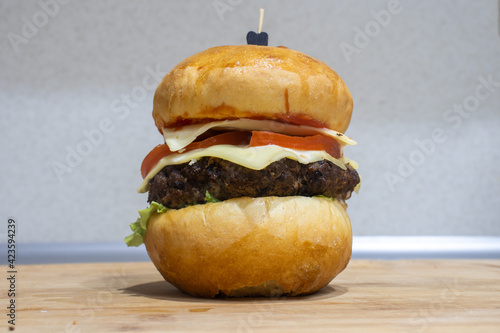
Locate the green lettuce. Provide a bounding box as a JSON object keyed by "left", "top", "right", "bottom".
{"left": 124, "top": 202, "right": 168, "bottom": 247}
{"left": 124, "top": 193, "right": 221, "bottom": 247}
{"left": 313, "top": 195, "right": 334, "bottom": 200}
{"left": 205, "top": 191, "right": 220, "bottom": 203}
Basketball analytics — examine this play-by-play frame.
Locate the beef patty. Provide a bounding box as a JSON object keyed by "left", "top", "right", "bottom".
{"left": 147, "top": 157, "right": 360, "bottom": 209}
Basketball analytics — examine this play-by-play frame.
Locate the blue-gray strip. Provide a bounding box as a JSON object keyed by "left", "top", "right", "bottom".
{"left": 7, "top": 236, "right": 500, "bottom": 264}
{"left": 351, "top": 236, "right": 500, "bottom": 259}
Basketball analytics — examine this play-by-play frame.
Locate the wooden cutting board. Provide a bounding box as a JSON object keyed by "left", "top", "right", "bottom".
{"left": 3, "top": 260, "right": 500, "bottom": 332}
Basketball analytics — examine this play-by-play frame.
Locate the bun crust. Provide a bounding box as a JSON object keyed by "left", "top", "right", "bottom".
{"left": 153, "top": 45, "right": 353, "bottom": 132}
{"left": 144, "top": 196, "right": 352, "bottom": 298}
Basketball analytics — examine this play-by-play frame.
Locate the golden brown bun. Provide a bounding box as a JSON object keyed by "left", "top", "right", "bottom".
{"left": 144, "top": 196, "right": 352, "bottom": 298}
{"left": 153, "top": 45, "right": 353, "bottom": 132}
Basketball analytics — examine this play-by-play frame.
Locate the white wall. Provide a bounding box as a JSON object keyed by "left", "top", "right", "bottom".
{"left": 1, "top": 0, "right": 499, "bottom": 243}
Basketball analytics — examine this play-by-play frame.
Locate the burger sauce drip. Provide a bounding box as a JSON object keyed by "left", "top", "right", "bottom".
{"left": 284, "top": 88, "right": 290, "bottom": 114}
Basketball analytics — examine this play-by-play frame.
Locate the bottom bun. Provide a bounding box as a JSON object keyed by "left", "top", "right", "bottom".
{"left": 144, "top": 196, "right": 352, "bottom": 298}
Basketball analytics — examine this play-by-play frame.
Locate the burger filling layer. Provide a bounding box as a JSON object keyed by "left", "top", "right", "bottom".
{"left": 148, "top": 157, "right": 360, "bottom": 209}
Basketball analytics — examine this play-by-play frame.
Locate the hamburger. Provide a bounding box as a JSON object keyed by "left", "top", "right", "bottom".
{"left": 125, "top": 45, "right": 360, "bottom": 298}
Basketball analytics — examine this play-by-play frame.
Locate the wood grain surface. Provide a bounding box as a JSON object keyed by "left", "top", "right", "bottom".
{"left": 3, "top": 260, "right": 500, "bottom": 332}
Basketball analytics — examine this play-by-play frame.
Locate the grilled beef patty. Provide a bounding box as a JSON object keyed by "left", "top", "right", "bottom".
{"left": 148, "top": 157, "right": 360, "bottom": 209}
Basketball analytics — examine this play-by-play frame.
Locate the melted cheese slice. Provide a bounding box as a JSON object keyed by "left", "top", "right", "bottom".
{"left": 163, "top": 119, "right": 356, "bottom": 152}
{"left": 138, "top": 144, "right": 358, "bottom": 193}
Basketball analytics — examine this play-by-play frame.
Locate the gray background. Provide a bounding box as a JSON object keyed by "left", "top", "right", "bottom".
{"left": 1, "top": 0, "right": 499, "bottom": 243}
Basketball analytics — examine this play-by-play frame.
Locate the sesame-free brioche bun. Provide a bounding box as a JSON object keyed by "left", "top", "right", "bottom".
{"left": 153, "top": 45, "right": 353, "bottom": 133}
{"left": 144, "top": 196, "right": 352, "bottom": 298}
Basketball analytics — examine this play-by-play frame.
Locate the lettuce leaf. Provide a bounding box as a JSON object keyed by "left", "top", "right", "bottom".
{"left": 205, "top": 191, "right": 220, "bottom": 203}
{"left": 313, "top": 195, "right": 334, "bottom": 200}
{"left": 125, "top": 193, "right": 221, "bottom": 247}
{"left": 124, "top": 201, "right": 168, "bottom": 247}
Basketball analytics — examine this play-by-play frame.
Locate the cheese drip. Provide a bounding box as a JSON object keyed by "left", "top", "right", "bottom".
{"left": 138, "top": 144, "right": 358, "bottom": 193}
{"left": 163, "top": 119, "right": 356, "bottom": 152}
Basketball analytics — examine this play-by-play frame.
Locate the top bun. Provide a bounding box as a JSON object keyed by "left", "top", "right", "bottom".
{"left": 153, "top": 45, "right": 353, "bottom": 133}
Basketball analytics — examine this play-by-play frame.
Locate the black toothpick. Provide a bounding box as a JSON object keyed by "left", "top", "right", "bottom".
{"left": 247, "top": 8, "right": 268, "bottom": 46}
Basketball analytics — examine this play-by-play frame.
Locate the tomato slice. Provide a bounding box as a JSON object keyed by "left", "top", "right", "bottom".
{"left": 141, "top": 131, "right": 341, "bottom": 178}
{"left": 249, "top": 131, "right": 341, "bottom": 159}
{"left": 140, "top": 144, "right": 172, "bottom": 178}
{"left": 141, "top": 131, "right": 251, "bottom": 178}
{"left": 187, "top": 131, "right": 251, "bottom": 151}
